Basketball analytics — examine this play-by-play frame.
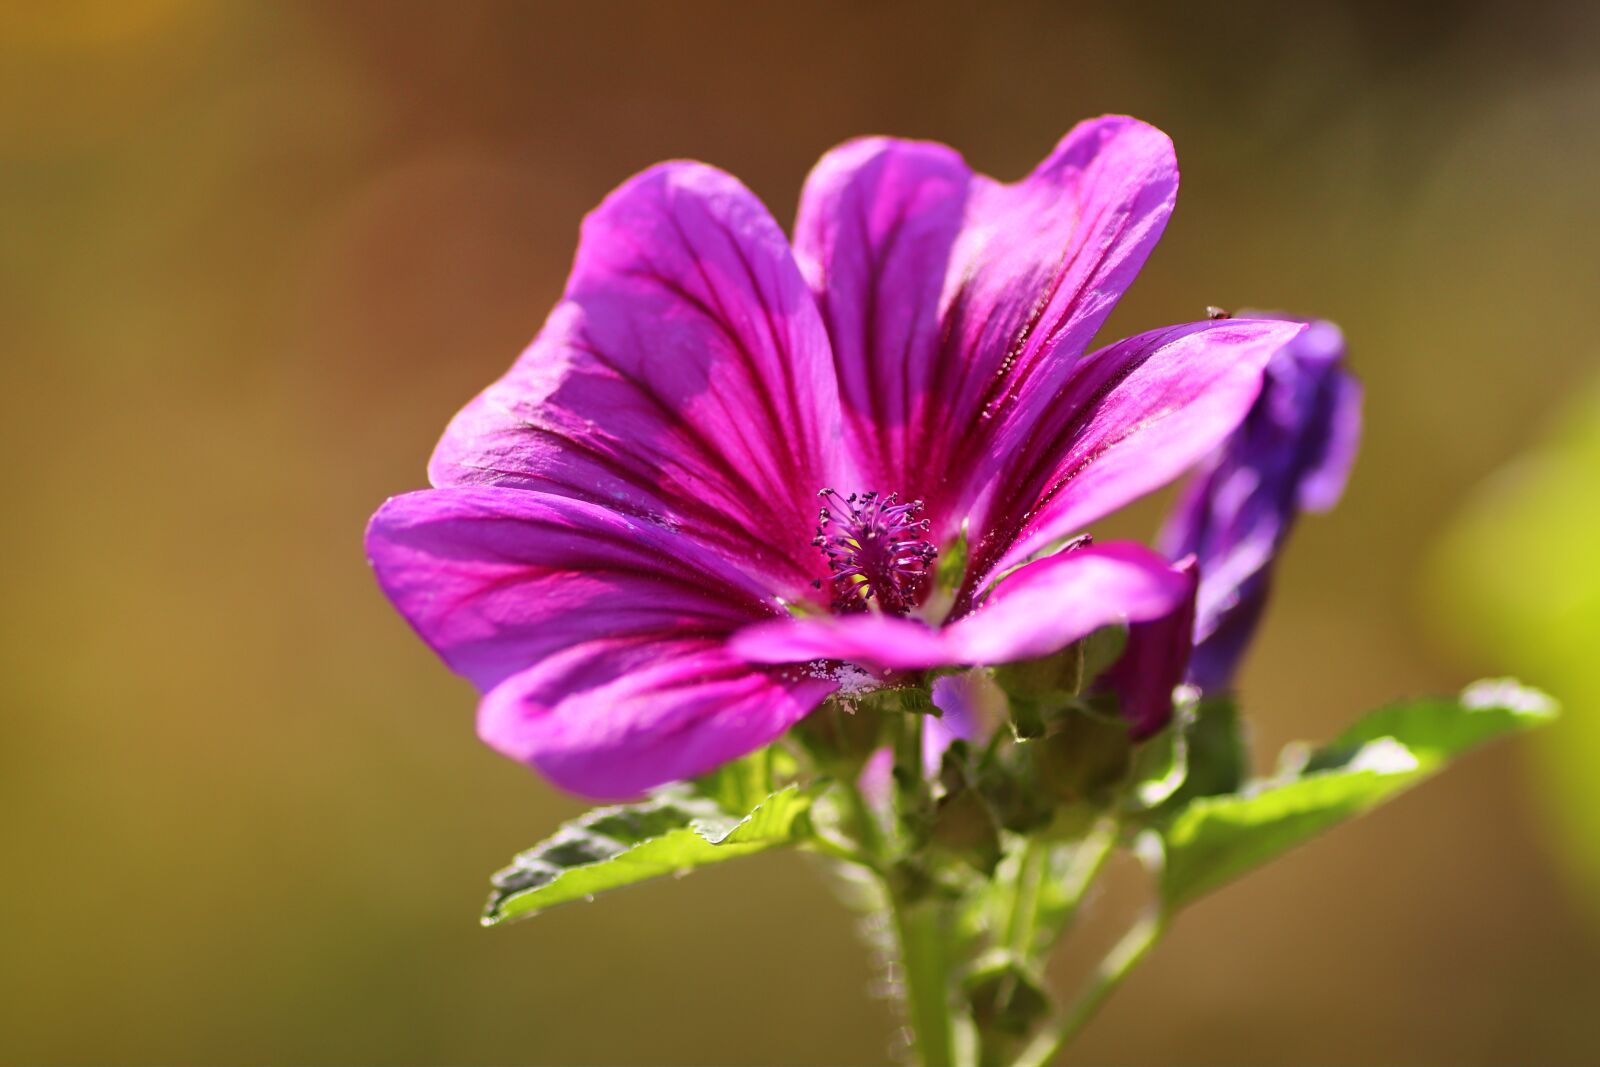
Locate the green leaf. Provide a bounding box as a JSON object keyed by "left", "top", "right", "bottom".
{"left": 483, "top": 783, "right": 820, "bottom": 925}
{"left": 1155, "top": 679, "right": 1555, "bottom": 910}
{"left": 1312, "top": 679, "right": 1557, "bottom": 765}
{"left": 691, "top": 750, "right": 774, "bottom": 815}
{"left": 1158, "top": 693, "right": 1246, "bottom": 810}
{"left": 1127, "top": 724, "right": 1186, "bottom": 810}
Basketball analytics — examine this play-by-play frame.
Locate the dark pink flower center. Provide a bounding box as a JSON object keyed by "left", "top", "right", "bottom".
{"left": 812, "top": 489, "right": 936, "bottom": 616}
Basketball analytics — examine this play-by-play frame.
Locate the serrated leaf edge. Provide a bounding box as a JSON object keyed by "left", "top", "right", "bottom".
{"left": 482, "top": 784, "right": 813, "bottom": 926}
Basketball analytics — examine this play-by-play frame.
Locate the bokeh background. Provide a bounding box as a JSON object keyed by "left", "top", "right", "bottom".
{"left": 4, "top": 2, "right": 1599, "bottom": 1063}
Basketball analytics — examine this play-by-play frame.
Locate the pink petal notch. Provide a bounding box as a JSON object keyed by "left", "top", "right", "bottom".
{"left": 793, "top": 117, "right": 1180, "bottom": 538}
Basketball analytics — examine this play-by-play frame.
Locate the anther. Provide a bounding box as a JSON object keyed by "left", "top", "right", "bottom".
{"left": 812, "top": 487, "right": 938, "bottom": 615}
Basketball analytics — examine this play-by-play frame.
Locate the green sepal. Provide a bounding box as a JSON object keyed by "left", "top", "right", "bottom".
{"left": 1079, "top": 625, "right": 1131, "bottom": 683}
{"left": 859, "top": 685, "right": 940, "bottom": 717}
{"left": 928, "top": 741, "right": 1003, "bottom": 874}
{"left": 1152, "top": 679, "right": 1556, "bottom": 911}
{"left": 963, "top": 952, "right": 1052, "bottom": 1043}
{"left": 973, "top": 739, "right": 1056, "bottom": 835}
{"left": 1029, "top": 698, "right": 1132, "bottom": 808}
{"left": 1006, "top": 697, "right": 1051, "bottom": 742}
{"left": 791, "top": 697, "right": 885, "bottom": 774}
{"left": 936, "top": 522, "right": 970, "bottom": 596}
{"left": 483, "top": 783, "right": 822, "bottom": 925}
{"left": 995, "top": 627, "right": 1129, "bottom": 745}
{"left": 994, "top": 645, "right": 1085, "bottom": 709}
{"left": 992, "top": 627, "right": 1127, "bottom": 710}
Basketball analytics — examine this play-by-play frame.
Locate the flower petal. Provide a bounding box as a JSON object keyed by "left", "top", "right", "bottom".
{"left": 731, "top": 542, "right": 1191, "bottom": 672}
{"left": 929, "top": 671, "right": 987, "bottom": 749}
{"left": 430, "top": 162, "right": 842, "bottom": 596}
{"left": 792, "top": 137, "right": 968, "bottom": 517}
{"left": 942, "top": 542, "right": 1194, "bottom": 665}
{"left": 1095, "top": 558, "right": 1198, "bottom": 739}
{"left": 965, "top": 319, "right": 1307, "bottom": 595}
{"left": 792, "top": 117, "right": 1177, "bottom": 535}
{"left": 1285, "top": 321, "right": 1363, "bottom": 512}
{"left": 729, "top": 612, "right": 950, "bottom": 672}
{"left": 479, "top": 644, "right": 834, "bottom": 800}
{"left": 366, "top": 487, "right": 834, "bottom": 797}
{"left": 1180, "top": 578, "right": 1268, "bottom": 695}
{"left": 366, "top": 486, "right": 781, "bottom": 691}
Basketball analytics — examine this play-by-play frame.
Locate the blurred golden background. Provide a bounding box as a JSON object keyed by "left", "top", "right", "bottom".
{"left": 4, "top": 2, "right": 1599, "bottom": 1063}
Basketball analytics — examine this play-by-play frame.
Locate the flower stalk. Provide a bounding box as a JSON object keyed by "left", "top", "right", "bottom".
{"left": 886, "top": 705, "right": 957, "bottom": 1067}
{"left": 889, "top": 889, "right": 958, "bottom": 1067}
{"left": 829, "top": 683, "right": 1149, "bottom": 1067}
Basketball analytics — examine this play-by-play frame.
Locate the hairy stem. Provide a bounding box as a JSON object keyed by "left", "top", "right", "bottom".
{"left": 886, "top": 708, "right": 955, "bottom": 1067}
{"left": 890, "top": 889, "right": 956, "bottom": 1067}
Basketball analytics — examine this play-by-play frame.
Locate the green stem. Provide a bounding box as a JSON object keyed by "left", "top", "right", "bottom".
{"left": 886, "top": 705, "right": 955, "bottom": 1066}
{"left": 1040, "top": 821, "right": 1116, "bottom": 948}
{"left": 834, "top": 777, "right": 955, "bottom": 1065}
{"left": 1004, "top": 840, "right": 1049, "bottom": 958}
{"left": 890, "top": 889, "right": 956, "bottom": 1067}
{"left": 805, "top": 830, "right": 877, "bottom": 870}
{"left": 1014, "top": 910, "right": 1168, "bottom": 1067}
{"left": 893, "top": 708, "right": 928, "bottom": 840}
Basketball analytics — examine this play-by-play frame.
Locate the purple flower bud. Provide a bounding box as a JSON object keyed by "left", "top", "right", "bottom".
{"left": 1159, "top": 318, "right": 1362, "bottom": 692}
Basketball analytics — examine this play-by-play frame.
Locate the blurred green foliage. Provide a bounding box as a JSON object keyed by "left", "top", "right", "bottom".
{"left": 1430, "top": 383, "right": 1600, "bottom": 917}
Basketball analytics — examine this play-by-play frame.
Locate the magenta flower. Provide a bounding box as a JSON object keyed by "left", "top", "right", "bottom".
{"left": 367, "top": 116, "right": 1306, "bottom": 798}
